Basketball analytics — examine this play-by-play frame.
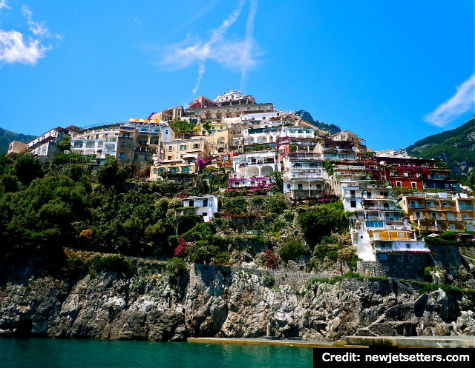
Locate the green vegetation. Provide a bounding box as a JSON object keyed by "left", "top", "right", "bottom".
{"left": 279, "top": 235, "right": 309, "bottom": 262}
{"left": 298, "top": 202, "right": 349, "bottom": 247}
{"left": 169, "top": 120, "right": 196, "bottom": 135}
{"left": 294, "top": 110, "right": 340, "bottom": 135}
{"left": 406, "top": 118, "right": 474, "bottom": 186}
{"left": 90, "top": 255, "right": 137, "bottom": 277}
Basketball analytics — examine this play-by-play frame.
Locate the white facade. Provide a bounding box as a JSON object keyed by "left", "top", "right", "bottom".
{"left": 183, "top": 195, "right": 219, "bottom": 222}
{"left": 71, "top": 138, "right": 118, "bottom": 159}
{"left": 282, "top": 153, "right": 328, "bottom": 198}
{"left": 214, "top": 90, "right": 250, "bottom": 104}
{"left": 27, "top": 128, "right": 65, "bottom": 160}
{"left": 373, "top": 240, "right": 429, "bottom": 254}
{"left": 279, "top": 127, "right": 315, "bottom": 139}
{"left": 232, "top": 151, "right": 280, "bottom": 178}
{"left": 242, "top": 127, "right": 280, "bottom": 145}
{"left": 71, "top": 127, "right": 120, "bottom": 159}
{"left": 241, "top": 111, "right": 280, "bottom": 122}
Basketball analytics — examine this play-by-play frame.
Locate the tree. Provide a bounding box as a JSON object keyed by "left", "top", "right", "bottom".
{"left": 269, "top": 171, "right": 283, "bottom": 193}
{"left": 14, "top": 154, "right": 43, "bottom": 186}
{"left": 202, "top": 121, "right": 212, "bottom": 134}
{"left": 279, "top": 235, "right": 309, "bottom": 262}
{"left": 97, "top": 157, "right": 126, "bottom": 190}
{"left": 190, "top": 174, "right": 210, "bottom": 196}
{"left": 58, "top": 135, "right": 72, "bottom": 152}
{"left": 298, "top": 202, "right": 348, "bottom": 247}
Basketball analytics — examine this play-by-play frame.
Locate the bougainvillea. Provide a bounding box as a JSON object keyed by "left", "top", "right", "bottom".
{"left": 265, "top": 249, "right": 280, "bottom": 270}
{"left": 174, "top": 235, "right": 188, "bottom": 257}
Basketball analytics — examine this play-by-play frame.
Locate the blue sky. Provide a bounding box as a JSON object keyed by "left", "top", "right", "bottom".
{"left": 0, "top": 0, "right": 473, "bottom": 150}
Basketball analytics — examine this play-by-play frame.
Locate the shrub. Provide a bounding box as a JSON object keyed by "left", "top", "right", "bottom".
{"left": 166, "top": 257, "right": 187, "bottom": 280}
{"left": 265, "top": 249, "right": 280, "bottom": 270}
{"left": 263, "top": 275, "right": 275, "bottom": 287}
{"left": 222, "top": 197, "right": 247, "bottom": 215}
{"left": 265, "top": 193, "right": 286, "bottom": 214}
{"left": 298, "top": 202, "right": 348, "bottom": 247}
{"left": 279, "top": 236, "right": 309, "bottom": 262}
{"left": 65, "top": 257, "right": 89, "bottom": 281}
{"left": 90, "top": 255, "right": 137, "bottom": 277}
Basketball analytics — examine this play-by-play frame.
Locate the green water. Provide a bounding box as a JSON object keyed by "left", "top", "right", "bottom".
{"left": 0, "top": 338, "right": 313, "bottom": 368}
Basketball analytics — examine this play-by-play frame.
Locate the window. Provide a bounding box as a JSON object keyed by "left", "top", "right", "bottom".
{"left": 180, "top": 145, "right": 186, "bottom": 150}
{"left": 182, "top": 166, "right": 189, "bottom": 173}
{"left": 350, "top": 200, "right": 356, "bottom": 208}
{"left": 193, "top": 144, "right": 199, "bottom": 149}
{"left": 154, "top": 140, "right": 159, "bottom": 145}
{"left": 165, "top": 130, "right": 169, "bottom": 134}
{"left": 168, "top": 146, "right": 173, "bottom": 151}
{"left": 153, "top": 168, "right": 158, "bottom": 174}
{"left": 396, "top": 181, "right": 402, "bottom": 187}
{"left": 411, "top": 182, "right": 417, "bottom": 189}
{"left": 467, "top": 225, "right": 473, "bottom": 231}
{"left": 298, "top": 184, "right": 303, "bottom": 190}
{"left": 202, "top": 212, "right": 208, "bottom": 217}
{"left": 119, "top": 153, "right": 125, "bottom": 159}
{"left": 449, "top": 224, "right": 456, "bottom": 231}
{"left": 406, "top": 244, "right": 411, "bottom": 249}
{"left": 287, "top": 184, "right": 291, "bottom": 189}
{"left": 123, "top": 133, "right": 130, "bottom": 138}
{"left": 167, "top": 156, "right": 172, "bottom": 160}
{"left": 202, "top": 199, "right": 208, "bottom": 207}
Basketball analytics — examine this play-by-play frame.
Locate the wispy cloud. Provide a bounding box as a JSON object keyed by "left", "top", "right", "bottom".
{"left": 0, "top": 0, "right": 10, "bottom": 11}
{"left": 22, "top": 5, "right": 61, "bottom": 39}
{"left": 161, "top": 0, "right": 260, "bottom": 95}
{"left": 424, "top": 75, "right": 475, "bottom": 127}
{"left": 133, "top": 17, "right": 142, "bottom": 27}
{"left": 0, "top": 4, "right": 60, "bottom": 66}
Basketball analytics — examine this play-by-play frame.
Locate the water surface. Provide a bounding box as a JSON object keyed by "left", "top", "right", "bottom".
{"left": 0, "top": 338, "right": 313, "bottom": 368}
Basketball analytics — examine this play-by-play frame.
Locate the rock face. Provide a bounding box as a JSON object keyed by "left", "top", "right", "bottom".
{"left": 0, "top": 265, "right": 473, "bottom": 341}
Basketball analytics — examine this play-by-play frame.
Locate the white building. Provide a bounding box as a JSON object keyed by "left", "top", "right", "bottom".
{"left": 242, "top": 127, "right": 280, "bottom": 146}
{"left": 28, "top": 128, "right": 67, "bottom": 161}
{"left": 232, "top": 151, "right": 280, "bottom": 178}
{"left": 71, "top": 127, "right": 120, "bottom": 160}
{"left": 183, "top": 195, "right": 219, "bottom": 222}
{"left": 279, "top": 127, "right": 315, "bottom": 139}
{"left": 282, "top": 152, "right": 328, "bottom": 199}
{"left": 214, "top": 90, "right": 253, "bottom": 104}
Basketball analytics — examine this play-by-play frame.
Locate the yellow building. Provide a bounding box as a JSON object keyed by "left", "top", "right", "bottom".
{"left": 150, "top": 137, "right": 210, "bottom": 179}
{"left": 399, "top": 193, "right": 475, "bottom": 233}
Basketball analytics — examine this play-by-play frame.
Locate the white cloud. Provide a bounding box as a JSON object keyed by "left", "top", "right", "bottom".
{"left": 0, "top": 4, "right": 60, "bottom": 66}
{"left": 133, "top": 17, "right": 142, "bottom": 27}
{"left": 424, "top": 75, "right": 475, "bottom": 127}
{"left": 0, "top": 30, "right": 49, "bottom": 64}
{"left": 0, "top": 0, "right": 10, "bottom": 11}
{"left": 162, "top": 0, "right": 260, "bottom": 95}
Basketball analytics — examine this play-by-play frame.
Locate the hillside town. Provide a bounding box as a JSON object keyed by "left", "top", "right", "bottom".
{"left": 7, "top": 90, "right": 475, "bottom": 277}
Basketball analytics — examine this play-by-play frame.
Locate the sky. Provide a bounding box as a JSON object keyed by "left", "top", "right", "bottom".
{"left": 0, "top": 0, "right": 473, "bottom": 150}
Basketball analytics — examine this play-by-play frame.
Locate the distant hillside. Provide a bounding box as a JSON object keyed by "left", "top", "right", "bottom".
{"left": 295, "top": 110, "right": 341, "bottom": 135}
{"left": 406, "top": 118, "right": 474, "bottom": 184}
{"left": 0, "top": 127, "right": 36, "bottom": 154}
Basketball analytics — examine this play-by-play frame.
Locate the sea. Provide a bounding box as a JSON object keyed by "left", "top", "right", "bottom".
{"left": 0, "top": 338, "right": 313, "bottom": 368}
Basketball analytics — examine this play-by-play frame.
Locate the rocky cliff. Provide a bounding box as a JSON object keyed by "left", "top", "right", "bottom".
{"left": 1, "top": 264, "right": 474, "bottom": 341}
